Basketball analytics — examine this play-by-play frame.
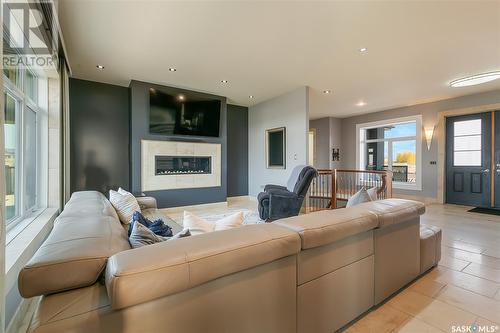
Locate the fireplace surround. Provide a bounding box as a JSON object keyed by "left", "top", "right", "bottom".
{"left": 141, "top": 140, "right": 221, "bottom": 191}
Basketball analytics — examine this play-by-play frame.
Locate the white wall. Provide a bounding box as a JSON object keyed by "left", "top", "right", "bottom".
{"left": 248, "top": 87, "right": 309, "bottom": 196}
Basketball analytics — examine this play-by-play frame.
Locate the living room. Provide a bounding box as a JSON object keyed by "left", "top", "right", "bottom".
{"left": 1, "top": 1, "right": 500, "bottom": 333}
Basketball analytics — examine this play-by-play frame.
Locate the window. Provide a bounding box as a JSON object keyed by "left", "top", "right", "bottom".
{"left": 357, "top": 116, "right": 422, "bottom": 190}
{"left": 453, "top": 119, "right": 482, "bottom": 166}
{"left": 3, "top": 67, "right": 48, "bottom": 229}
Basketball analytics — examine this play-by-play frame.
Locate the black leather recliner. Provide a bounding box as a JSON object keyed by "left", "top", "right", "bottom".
{"left": 258, "top": 165, "right": 318, "bottom": 221}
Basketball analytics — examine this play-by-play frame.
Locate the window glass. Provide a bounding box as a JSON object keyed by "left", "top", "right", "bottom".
{"left": 25, "top": 70, "right": 38, "bottom": 104}
{"left": 453, "top": 119, "right": 482, "bottom": 167}
{"left": 4, "top": 93, "right": 18, "bottom": 222}
{"left": 362, "top": 120, "right": 418, "bottom": 185}
{"left": 3, "top": 68, "right": 21, "bottom": 90}
{"left": 392, "top": 140, "right": 417, "bottom": 183}
{"left": 24, "top": 107, "right": 37, "bottom": 211}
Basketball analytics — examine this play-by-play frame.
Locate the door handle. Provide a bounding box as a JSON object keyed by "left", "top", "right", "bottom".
{"left": 482, "top": 169, "right": 490, "bottom": 173}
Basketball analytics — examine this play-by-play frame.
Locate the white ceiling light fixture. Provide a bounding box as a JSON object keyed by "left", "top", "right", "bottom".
{"left": 249, "top": 95, "right": 254, "bottom": 99}
{"left": 96, "top": 65, "right": 105, "bottom": 70}
{"left": 359, "top": 47, "right": 368, "bottom": 53}
{"left": 357, "top": 101, "right": 366, "bottom": 107}
{"left": 168, "top": 67, "right": 177, "bottom": 72}
{"left": 450, "top": 71, "right": 500, "bottom": 87}
{"left": 221, "top": 79, "right": 228, "bottom": 84}
{"left": 323, "top": 90, "right": 332, "bottom": 94}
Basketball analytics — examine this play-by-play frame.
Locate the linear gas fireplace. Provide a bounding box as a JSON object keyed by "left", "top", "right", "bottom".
{"left": 155, "top": 156, "right": 212, "bottom": 175}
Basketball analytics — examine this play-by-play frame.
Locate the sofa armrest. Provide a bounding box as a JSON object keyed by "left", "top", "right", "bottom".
{"left": 264, "top": 184, "right": 287, "bottom": 192}
{"left": 136, "top": 196, "right": 157, "bottom": 210}
{"left": 105, "top": 224, "right": 300, "bottom": 310}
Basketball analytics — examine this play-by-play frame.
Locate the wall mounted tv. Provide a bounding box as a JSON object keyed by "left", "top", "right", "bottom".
{"left": 149, "top": 89, "right": 221, "bottom": 137}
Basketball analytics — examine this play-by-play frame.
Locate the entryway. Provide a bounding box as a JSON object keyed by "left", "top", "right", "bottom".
{"left": 445, "top": 111, "right": 500, "bottom": 207}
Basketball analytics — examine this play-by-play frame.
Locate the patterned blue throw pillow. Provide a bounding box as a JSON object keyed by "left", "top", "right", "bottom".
{"left": 128, "top": 211, "right": 173, "bottom": 237}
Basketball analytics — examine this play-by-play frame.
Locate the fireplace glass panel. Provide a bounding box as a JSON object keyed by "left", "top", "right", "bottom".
{"left": 155, "top": 156, "right": 212, "bottom": 175}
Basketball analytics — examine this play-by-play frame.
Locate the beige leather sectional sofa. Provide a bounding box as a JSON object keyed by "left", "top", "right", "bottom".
{"left": 19, "top": 191, "right": 432, "bottom": 333}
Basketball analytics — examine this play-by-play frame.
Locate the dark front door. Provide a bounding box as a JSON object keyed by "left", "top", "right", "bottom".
{"left": 446, "top": 112, "right": 491, "bottom": 207}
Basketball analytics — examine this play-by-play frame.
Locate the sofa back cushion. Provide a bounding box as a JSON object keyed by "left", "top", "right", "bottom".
{"left": 105, "top": 223, "right": 300, "bottom": 310}
{"left": 18, "top": 191, "right": 131, "bottom": 298}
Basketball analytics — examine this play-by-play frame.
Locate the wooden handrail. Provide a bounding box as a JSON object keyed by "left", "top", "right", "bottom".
{"left": 308, "top": 168, "right": 392, "bottom": 211}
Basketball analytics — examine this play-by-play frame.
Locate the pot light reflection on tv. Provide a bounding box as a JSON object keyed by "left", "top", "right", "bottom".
{"left": 149, "top": 89, "right": 221, "bottom": 137}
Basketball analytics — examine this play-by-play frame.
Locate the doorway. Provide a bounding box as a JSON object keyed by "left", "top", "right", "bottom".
{"left": 445, "top": 111, "right": 499, "bottom": 207}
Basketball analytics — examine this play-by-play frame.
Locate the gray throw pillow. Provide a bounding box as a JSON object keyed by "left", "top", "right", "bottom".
{"left": 129, "top": 222, "right": 166, "bottom": 248}
{"left": 346, "top": 187, "right": 373, "bottom": 208}
{"left": 129, "top": 223, "right": 192, "bottom": 249}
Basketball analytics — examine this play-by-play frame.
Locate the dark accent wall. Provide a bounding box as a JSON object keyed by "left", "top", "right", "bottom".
{"left": 130, "top": 80, "right": 227, "bottom": 208}
{"left": 69, "top": 78, "right": 130, "bottom": 194}
{"left": 227, "top": 105, "right": 248, "bottom": 196}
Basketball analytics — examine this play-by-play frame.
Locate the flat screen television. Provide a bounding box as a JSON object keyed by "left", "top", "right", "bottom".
{"left": 149, "top": 89, "right": 221, "bottom": 137}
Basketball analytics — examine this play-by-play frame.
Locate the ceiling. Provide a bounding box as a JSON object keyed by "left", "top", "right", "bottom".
{"left": 58, "top": 1, "right": 500, "bottom": 119}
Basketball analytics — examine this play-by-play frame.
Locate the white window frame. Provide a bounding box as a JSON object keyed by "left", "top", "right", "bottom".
{"left": 3, "top": 68, "right": 48, "bottom": 232}
{"left": 356, "top": 115, "right": 422, "bottom": 191}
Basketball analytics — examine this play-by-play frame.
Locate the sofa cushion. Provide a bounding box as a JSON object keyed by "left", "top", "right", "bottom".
{"left": 105, "top": 223, "right": 300, "bottom": 310}
{"left": 357, "top": 199, "right": 426, "bottom": 228}
{"left": 18, "top": 192, "right": 131, "bottom": 298}
{"left": 274, "top": 207, "right": 378, "bottom": 250}
{"left": 109, "top": 188, "right": 141, "bottom": 225}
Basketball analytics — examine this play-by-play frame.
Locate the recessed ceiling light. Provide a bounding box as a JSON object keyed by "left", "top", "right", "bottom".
{"left": 168, "top": 67, "right": 177, "bottom": 72}
{"left": 323, "top": 90, "right": 332, "bottom": 94}
{"left": 96, "top": 65, "right": 105, "bottom": 70}
{"left": 178, "top": 94, "right": 185, "bottom": 101}
{"left": 249, "top": 95, "right": 254, "bottom": 99}
{"left": 357, "top": 101, "right": 366, "bottom": 107}
{"left": 221, "top": 80, "right": 228, "bottom": 84}
{"left": 450, "top": 71, "right": 500, "bottom": 87}
{"left": 359, "top": 47, "right": 368, "bottom": 53}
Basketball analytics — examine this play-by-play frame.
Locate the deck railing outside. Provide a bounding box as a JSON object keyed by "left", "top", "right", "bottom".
{"left": 308, "top": 169, "right": 393, "bottom": 212}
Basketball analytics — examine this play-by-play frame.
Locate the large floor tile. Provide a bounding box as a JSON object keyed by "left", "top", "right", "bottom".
{"left": 432, "top": 266, "right": 500, "bottom": 298}
{"left": 436, "top": 285, "right": 500, "bottom": 323}
{"left": 463, "top": 263, "right": 500, "bottom": 283}
{"left": 443, "top": 246, "right": 500, "bottom": 270}
{"left": 438, "top": 254, "right": 471, "bottom": 271}
{"left": 393, "top": 316, "right": 445, "bottom": 333}
{"left": 409, "top": 277, "right": 446, "bottom": 298}
{"left": 346, "top": 303, "right": 409, "bottom": 333}
{"left": 388, "top": 290, "right": 477, "bottom": 332}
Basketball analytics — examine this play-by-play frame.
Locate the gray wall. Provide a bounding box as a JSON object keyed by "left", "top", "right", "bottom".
{"left": 227, "top": 105, "right": 248, "bottom": 196}
{"left": 69, "top": 78, "right": 130, "bottom": 194}
{"left": 341, "top": 89, "right": 500, "bottom": 199}
{"left": 248, "top": 87, "right": 309, "bottom": 196}
{"left": 329, "top": 117, "right": 342, "bottom": 169}
{"left": 309, "top": 118, "right": 330, "bottom": 169}
{"left": 309, "top": 116, "right": 343, "bottom": 169}
{"left": 129, "top": 80, "right": 228, "bottom": 208}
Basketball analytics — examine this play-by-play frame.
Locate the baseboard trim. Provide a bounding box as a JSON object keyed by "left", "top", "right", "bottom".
{"left": 227, "top": 195, "right": 253, "bottom": 204}
{"left": 393, "top": 193, "right": 439, "bottom": 205}
{"left": 160, "top": 201, "right": 228, "bottom": 215}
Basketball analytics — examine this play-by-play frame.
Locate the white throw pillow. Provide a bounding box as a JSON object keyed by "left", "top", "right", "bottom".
{"left": 109, "top": 188, "right": 141, "bottom": 225}
{"left": 346, "top": 187, "right": 372, "bottom": 208}
{"left": 367, "top": 187, "right": 378, "bottom": 201}
{"left": 183, "top": 211, "right": 244, "bottom": 235}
